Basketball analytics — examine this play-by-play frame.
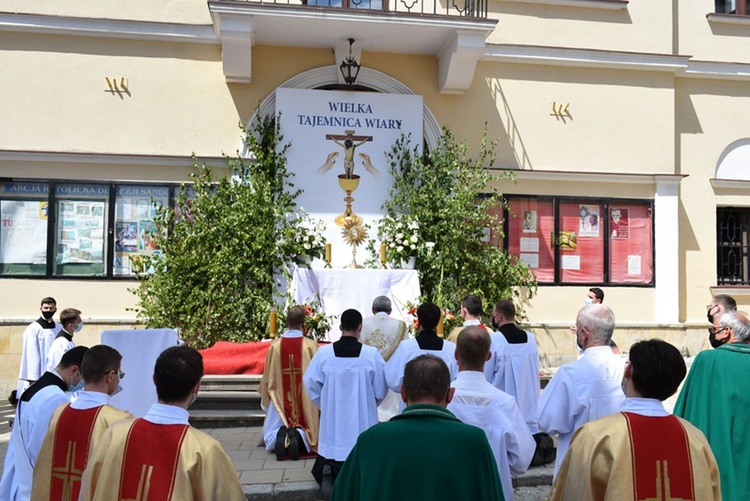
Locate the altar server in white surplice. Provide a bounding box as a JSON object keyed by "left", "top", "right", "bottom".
{"left": 16, "top": 297, "right": 61, "bottom": 398}
{"left": 490, "top": 299, "right": 541, "bottom": 433}
{"left": 0, "top": 346, "right": 87, "bottom": 501}
{"left": 385, "top": 303, "right": 458, "bottom": 414}
{"left": 537, "top": 303, "right": 626, "bottom": 478}
{"left": 359, "top": 296, "right": 408, "bottom": 421}
{"left": 303, "top": 309, "right": 388, "bottom": 500}
{"left": 448, "top": 327, "right": 535, "bottom": 501}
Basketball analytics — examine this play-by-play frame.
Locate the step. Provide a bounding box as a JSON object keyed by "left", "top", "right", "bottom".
{"left": 192, "top": 391, "right": 262, "bottom": 411}
{"left": 201, "top": 374, "right": 262, "bottom": 392}
{"left": 189, "top": 409, "right": 266, "bottom": 429}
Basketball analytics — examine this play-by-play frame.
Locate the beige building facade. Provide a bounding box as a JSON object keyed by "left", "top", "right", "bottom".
{"left": 2, "top": 0, "right": 750, "bottom": 391}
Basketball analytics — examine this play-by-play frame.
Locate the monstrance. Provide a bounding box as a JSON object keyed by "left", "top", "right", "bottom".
{"left": 341, "top": 219, "right": 368, "bottom": 269}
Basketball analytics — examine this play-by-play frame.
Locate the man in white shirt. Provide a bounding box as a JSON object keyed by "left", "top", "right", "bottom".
{"left": 490, "top": 299, "right": 541, "bottom": 433}
{"left": 385, "top": 303, "right": 458, "bottom": 413}
{"left": 16, "top": 297, "right": 61, "bottom": 399}
{"left": 360, "top": 296, "right": 408, "bottom": 421}
{"left": 45, "top": 308, "right": 81, "bottom": 372}
{"left": 537, "top": 303, "right": 626, "bottom": 477}
{"left": 303, "top": 309, "right": 388, "bottom": 500}
{"left": 448, "top": 326, "right": 535, "bottom": 501}
{"left": 0, "top": 345, "right": 88, "bottom": 501}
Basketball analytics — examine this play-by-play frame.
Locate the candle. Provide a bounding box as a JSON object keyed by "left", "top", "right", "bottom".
{"left": 437, "top": 313, "right": 444, "bottom": 338}
{"left": 269, "top": 310, "right": 277, "bottom": 338}
{"left": 380, "top": 243, "right": 386, "bottom": 264}
{"left": 325, "top": 243, "right": 332, "bottom": 263}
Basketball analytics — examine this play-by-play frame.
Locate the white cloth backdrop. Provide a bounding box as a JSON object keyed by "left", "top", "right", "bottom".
{"left": 290, "top": 269, "right": 420, "bottom": 341}
{"left": 101, "top": 329, "right": 182, "bottom": 417}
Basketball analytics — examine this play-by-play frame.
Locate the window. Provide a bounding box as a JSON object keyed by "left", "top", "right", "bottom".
{"left": 716, "top": 0, "right": 748, "bottom": 15}
{"left": 503, "top": 196, "right": 654, "bottom": 286}
{"left": 0, "top": 180, "right": 174, "bottom": 279}
{"left": 717, "top": 207, "right": 750, "bottom": 285}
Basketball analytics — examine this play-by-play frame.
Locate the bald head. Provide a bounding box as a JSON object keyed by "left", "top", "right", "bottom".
{"left": 456, "top": 326, "right": 491, "bottom": 371}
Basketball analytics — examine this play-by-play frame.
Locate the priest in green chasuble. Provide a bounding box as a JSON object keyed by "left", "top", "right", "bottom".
{"left": 331, "top": 354, "right": 504, "bottom": 501}
{"left": 552, "top": 339, "right": 720, "bottom": 501}
{"left": 675, "top": 309, "right": 750, "bottom": 501}
{"left": 78, "top": 346, "right": 244, "bottom": 501}
{"left": 31, "top": 345, "right": 131, "bottom": 501}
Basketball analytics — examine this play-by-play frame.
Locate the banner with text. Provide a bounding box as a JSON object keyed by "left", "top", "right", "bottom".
{"left": 276, "top": 88, "right": 423, "bottom": 268}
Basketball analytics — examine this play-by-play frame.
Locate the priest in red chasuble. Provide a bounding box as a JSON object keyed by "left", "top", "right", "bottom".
{"left": 31, "top": 345, "right": 131, "bottom": 501}
{"left": 259, "top": 305, "right": 319, "bottom": 460}
{"left": 551, "top": 339, "right": 720, "bottom": 501}
{"left": 78, "top": 345, "right": 244, "bottom": 501}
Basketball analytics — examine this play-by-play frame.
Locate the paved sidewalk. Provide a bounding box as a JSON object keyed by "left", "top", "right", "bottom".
{"left": 0, "top": 402, "right": 552, "bottom": 500}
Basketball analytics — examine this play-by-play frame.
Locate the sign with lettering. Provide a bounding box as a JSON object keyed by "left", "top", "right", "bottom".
{"left": 276, "top": 87, "right": 423, "bottom": 267}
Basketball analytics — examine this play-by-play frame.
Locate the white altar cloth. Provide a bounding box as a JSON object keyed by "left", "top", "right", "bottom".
{"left": 290, "top": 269, "right": 421, "bottom": 341}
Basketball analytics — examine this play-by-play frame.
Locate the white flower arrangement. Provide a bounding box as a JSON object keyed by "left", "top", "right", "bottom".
{"left": 286, "top": 209, "right": 326, "bottom": 263}
{"left": 377, "top": 216, "right": 426, "bottom": 266}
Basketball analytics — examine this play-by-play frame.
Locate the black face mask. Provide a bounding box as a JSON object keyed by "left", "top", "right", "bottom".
{"left": 709, "top": 329, "right": 728, "bottom": 349}
{"left": 42, "top": 310, "right": 55, "bottom": 320}
{"left": 490, "top": 318, "right": 499, "bottom": 330}
{"left": 707, "top": 311, "right": 714, "bottom": 323}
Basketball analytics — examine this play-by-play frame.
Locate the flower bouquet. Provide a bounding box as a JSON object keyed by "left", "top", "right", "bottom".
{"left": 376, "top": 216, "right": 420, "bottom": 268}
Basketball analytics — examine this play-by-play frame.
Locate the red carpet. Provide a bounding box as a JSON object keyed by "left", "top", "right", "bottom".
{"left": 199, "top": 341, "right": 272, "bottom": 375}
{"left": 199, "top": 340, "right": 330, "bottom": 375}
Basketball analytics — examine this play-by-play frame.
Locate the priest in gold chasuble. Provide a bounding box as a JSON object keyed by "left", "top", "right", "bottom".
{"left": 31, "top": 345, "right": 131, "bottom": 501}
{"left": 551, "top": 339, "right": 720, "bottom": 501}
{"left": 259, "top": 305, "right": 319, "bottom": 458}
{"left": 78, "top": 346, "right": 244, "bottom": 501}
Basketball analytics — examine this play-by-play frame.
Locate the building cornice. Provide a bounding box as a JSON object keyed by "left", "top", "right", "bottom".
{"left": 678, "top": 60, "right": 750, "bottom": 81}
{"left": 0, "top": 11, "right": 218, "bottom": 44}
{"left": 496, "top": 168, "right": 687, "bottom": 185}
{"left": 483, "top": 44, "right": 690, "bottom": 72}
{"left": 0, "top": 150, "right": 228, "bottom": 168}
{"left": 710, "top": 178, "right": 750, "bottom": 189}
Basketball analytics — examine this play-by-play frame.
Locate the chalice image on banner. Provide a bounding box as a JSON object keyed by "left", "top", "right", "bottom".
{"left": 335, "top": 174, "right": 361, "bottom": 226}
{"left": 316, "top": 129, "right": 381, "bottom": 227}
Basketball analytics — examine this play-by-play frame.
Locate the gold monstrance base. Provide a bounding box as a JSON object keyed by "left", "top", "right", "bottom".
{"left": 335, "top": 174, "right": 362, "bottom": 227}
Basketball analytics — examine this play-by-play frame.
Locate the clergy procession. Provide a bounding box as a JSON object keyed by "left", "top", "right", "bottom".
{"left": 3, "top": 292, "right": 750, "bottom": 500}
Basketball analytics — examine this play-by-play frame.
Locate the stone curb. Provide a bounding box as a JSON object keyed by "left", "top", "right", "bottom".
{"left": 242, "top": 467, "right": 553, "bottom": 500}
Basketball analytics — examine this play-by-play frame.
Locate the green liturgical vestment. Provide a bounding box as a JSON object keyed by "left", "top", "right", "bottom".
{"left": 674, "top": 342, "right": 750, "bottom": 501}
{"left": 330, "top": 404, "right": 505, "bottom": 501}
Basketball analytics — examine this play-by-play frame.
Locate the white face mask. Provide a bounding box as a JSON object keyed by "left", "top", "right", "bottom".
{"left": 584, "top": 298, "right": 594, "bottom": 305}
{"left": 110, "top": 384, "right": 123, "bottom": 397}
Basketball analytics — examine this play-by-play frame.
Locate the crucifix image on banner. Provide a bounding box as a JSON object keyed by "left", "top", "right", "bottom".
{"left": 318, "top": 129, "right": 376, "bottom": 226}
{"left": 276, "top": 87, "right": 423, "bottom": 269}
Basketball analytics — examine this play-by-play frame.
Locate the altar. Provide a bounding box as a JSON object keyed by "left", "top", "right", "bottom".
{"left": 290, "top": 268, "right": 421, "bottom": 341}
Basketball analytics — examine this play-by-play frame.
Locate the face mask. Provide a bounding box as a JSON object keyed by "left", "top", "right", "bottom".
{"left": 110, "top": 384, "right": 123, "bottom": 397}
{"left": 69, "top": 377, "right": 85, "bottom": 393}
{"left": 709, "top": 329, "right": 728, "bottom": 349}
{"left": 42, "top": 310, "right": 55, "bottom": 320}
{"left": 74, "top": 322, "right": 83, "bottom": 333}
{"left": 490, "top": 317, "right": 499, "bottom": 330}
{"left": 584, "top": 298, "right": 594, "bottom": 305}
{"left": 621, "top": 383, "right": 627, "bottom": 395}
